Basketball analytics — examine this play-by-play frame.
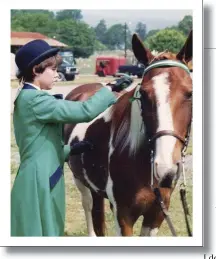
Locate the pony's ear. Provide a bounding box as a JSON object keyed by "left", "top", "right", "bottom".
{"left": 176, "top": 30, "right": 192, "bottom": 63}
{"left": 132, "top": 34, "right": 154, "bottom": 66}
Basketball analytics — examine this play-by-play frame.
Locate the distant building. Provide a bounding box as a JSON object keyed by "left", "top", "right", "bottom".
{"left": 11, "top": 31, "right": 68, "bottom": 54}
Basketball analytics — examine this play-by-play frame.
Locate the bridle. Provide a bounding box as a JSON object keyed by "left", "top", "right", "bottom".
{"left": 131, "top": 60, "right": 192, "bottom": 236}
{"left": 137, "top": 60, "right": 192, "bottom": 188}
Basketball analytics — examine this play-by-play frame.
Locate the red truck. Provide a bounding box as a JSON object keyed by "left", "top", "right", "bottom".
{"left": 95, "top": 56, "right": 126, "bottom": 77}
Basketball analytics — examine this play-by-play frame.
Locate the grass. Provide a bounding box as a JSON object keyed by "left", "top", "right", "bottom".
{"left": 64, "top": 163, "right": 192, "bottom": 237}
{"left": 11, "top": 116, "right": 193, "bottom": 237}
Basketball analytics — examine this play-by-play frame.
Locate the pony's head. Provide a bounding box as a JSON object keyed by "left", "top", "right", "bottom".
{"left": 132, "top": 31, "right": 192, "bottom": 187}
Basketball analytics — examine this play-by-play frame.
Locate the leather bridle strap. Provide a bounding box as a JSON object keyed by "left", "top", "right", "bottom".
{"left": 149, "top": 130, "right": 186, "bottom": 146}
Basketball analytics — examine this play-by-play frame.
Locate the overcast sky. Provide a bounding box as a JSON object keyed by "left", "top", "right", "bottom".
{"left": 81, "top": 10, "right": 192, "bottom": 32}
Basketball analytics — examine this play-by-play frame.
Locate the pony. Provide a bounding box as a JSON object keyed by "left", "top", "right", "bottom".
{"left": 64, "top": 30, "right": 192, "bottom": 236}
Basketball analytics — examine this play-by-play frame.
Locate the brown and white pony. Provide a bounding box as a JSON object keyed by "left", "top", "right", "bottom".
{"left": 64, "top": 31, "right": 192, "bottom": 236}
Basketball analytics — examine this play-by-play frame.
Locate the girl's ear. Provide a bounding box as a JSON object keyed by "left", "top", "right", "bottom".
{"left": 32, "top": 66, "right": 39, "bottom": 77}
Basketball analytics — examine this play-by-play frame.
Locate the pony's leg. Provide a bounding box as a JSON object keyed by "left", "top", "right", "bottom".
{"left": 91, "top": 191, "right": 106, "bottom": 236}
{"left": 74, "top": 178, "right": 96, "bottom": 236}
{"left": 117, "top": 212, "right": 134, "bottom": 236}
{"left": 140, "top": 189, "right": 171, "bottom": 236}
{"left": 140, "top": 212, "right": 163, "bottom": 236}
{"left": 110, "top": 204, "right": 134, "bottom": 236}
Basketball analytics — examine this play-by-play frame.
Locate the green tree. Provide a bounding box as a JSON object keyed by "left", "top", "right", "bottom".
{"left": 145, "top": 29, "right": 186, "bottom": 53}
{"left": 104, "top": 24, "right": 126, "bottom": 49}
{"left": 94, "top": 19, "right": 107, "bottom": 44}
{"left": 56, "top": 20, "right": 96, "bottom": 58}
{"left": 11, "top": 13, "right": 53, "bottom": 33}
{"left": 11, "top": 10, "right": 54, "bottom": 19}
{"left": 145, "top": 29, "right": 160, "bottom": 39}
{"left": 135, "top": 22, "right": 147, "bottom": 41}
{"left": 178, "top": 15, "right": 192, "bottom": 36}
{"left": 56, "top": 10, "right": 83, "bottom": 21}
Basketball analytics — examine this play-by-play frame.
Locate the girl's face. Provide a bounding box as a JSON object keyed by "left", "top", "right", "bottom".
{"left": 34, "top": 66, "right": 59, "bottom": 90}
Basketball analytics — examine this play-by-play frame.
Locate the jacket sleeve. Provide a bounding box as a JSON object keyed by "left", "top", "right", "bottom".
{"left": 63, "top": 145, "right": 71, "bottom": 162}
{"left": 30, "top": 87, "right": 117, "bottom": 123}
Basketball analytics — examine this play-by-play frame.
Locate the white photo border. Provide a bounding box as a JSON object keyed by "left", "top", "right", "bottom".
{"left": 0, "top": 0, "right": 203, "bottom": 247}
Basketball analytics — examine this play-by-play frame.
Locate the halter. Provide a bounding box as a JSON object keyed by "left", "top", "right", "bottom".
{"left": 143, "top": 60, "right": 191, "bottom": 76}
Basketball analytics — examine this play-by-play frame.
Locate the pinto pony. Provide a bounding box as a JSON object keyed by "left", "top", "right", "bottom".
{"left": 64, "top": 31, "right": 192, "bottom": 236}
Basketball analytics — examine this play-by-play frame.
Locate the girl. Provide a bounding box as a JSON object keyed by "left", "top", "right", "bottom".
{"left": 11, "top": 39, "right": 123, "bottom": 236}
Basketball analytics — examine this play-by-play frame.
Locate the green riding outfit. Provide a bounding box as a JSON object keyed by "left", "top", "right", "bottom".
{"left": 11, "top": 83, "right": 117, "bottom": 236}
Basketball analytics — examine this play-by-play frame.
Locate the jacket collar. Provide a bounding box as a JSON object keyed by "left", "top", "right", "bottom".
{"left": 22, "top": 83, "right": 63, "bottom": 99}
{"left": 14, "top": 84, "right": 63, "bottom": 104}
{"left": 22, "top": 83, "right": 40, "bottom": 90}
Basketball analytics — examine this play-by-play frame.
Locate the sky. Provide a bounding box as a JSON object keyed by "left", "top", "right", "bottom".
{"left": 81, "top": 9, "right": 192, "bottom": 32}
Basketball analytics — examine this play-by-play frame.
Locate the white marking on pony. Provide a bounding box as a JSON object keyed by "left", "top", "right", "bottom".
{"left": 140, "top": 227, "right": 158, "bottom": 236}
{"left": 152, "top": 72, "right": 176, "bottom": 176}
{"left": 114, "top": 84, "right": 145, "bottom": 155}
{"left": 83, "top": 167, "right": 99, "bottom": 193}
{"left": 105, "top": 132, "right": 122, "bottom": 236}
{"left": 68, "top": 106, "right": 113, "bottom": 143}
{"left": 74, "top": 178, "right": 96, "bottom": 236}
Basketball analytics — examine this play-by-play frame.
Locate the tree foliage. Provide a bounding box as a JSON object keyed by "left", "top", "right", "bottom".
{"left": 94, "top": 19, "right": 107, "bottom": 44}
{"left": 145, "top": 29, "right": 186, "bottom": 53}
{"left": 178, "top": 15, "right": 192, "bottom": 36}
{"left": 135, "top": 22, "right": 147, "bottom": 41}
{"left": 11, "top": 9, "right": 95, "bottom": 58}
{"left": 11, "top": 10, "right": 192, "bottom": 57}
{"left": 145, "top": 29, "right": 160, "bottom": 39}
{"left": 56, "top": 10, "right": 83, "bottom": 21}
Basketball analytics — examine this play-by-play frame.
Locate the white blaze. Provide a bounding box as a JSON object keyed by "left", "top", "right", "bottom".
{"left": 152, "top": 72, "right": 176, "bottom": 175}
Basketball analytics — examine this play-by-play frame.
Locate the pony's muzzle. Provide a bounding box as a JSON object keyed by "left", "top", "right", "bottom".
{"left": 154, "top": 163, "right": 178, "bottom": 188}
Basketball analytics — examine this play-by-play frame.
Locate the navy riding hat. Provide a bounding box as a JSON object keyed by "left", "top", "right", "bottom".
{"left": 15, "top": 39, "right": 59, "bottom": 76}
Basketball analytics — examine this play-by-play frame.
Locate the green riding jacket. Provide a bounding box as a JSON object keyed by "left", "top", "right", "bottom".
{"left": 11, "top": 83, "right": 116, "bottom": 236}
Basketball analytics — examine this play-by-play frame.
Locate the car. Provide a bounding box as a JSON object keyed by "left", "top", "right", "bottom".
{"left": 117, "top": 62, "right": 145, "bottom": 78}
{"left": 58, "top": 50, "right": 79, "bottom": 81}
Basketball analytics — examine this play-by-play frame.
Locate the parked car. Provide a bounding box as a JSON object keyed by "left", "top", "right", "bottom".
{"left": 58, "top": 50, "right": 79, "bottom": 81}
{"left": 117, "top": 62, "right": 145, "bottom": 78}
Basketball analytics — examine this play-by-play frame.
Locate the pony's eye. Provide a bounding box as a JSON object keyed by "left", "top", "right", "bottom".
{"left": 185, "top": 91, "right": 192, "bottom": 100}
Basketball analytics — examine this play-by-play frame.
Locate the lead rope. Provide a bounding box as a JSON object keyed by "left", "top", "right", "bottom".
{"left": 154, "top": 188, "right": 177, "bottom": 236}
{"left": 179, "top": 149, "right": 193, "bottom": 236}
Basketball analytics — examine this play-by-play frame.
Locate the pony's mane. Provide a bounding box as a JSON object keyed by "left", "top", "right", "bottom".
{"left": 150, "top": 51, "right": 177, "bottom": 64}
{"left": 111, "top": 85, "right": 146, "bottom": 155}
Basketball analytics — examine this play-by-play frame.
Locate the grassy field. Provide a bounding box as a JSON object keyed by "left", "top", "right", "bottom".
{"left": 11, "top": 117, "right": 193, "bottom": 237}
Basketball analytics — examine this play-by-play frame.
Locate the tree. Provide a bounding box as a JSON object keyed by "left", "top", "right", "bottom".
{"left": 135, "top": 22, "right": 147, "bottom": 41}
{"left": 104, "top": 24, "right": 126, "bottom": 49}
{"left": 56, "top": 20, "right": 96, "bottom": 58}
{"left": 94, "top": 19, "right": 107, "bottom": 44}
{"left": 178, "top": 15, "right": 192, "bottom": 36}
{"left": 11, "top": 12, "right": 56, "bottom": 33}
{"left": 56, "top": 10, "right": 83, "bottom": 21}
{"left": 11, "top": 10, "right": 54, "bottom": 19}
{"left": 145, "top": 29, "right": 186, "bottom": 53}
{"left": 11, "top": 10, "right": 95, "bottom": 58}
{"left": 145, "top": 29, "right": 160, "bottom": 39}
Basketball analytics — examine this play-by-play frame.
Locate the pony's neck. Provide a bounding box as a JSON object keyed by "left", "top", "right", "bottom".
{"left": 113, "top": 84, "right": 146, "bottom": 156}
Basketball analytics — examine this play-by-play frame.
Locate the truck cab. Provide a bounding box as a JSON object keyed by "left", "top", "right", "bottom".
{"left": 58, "top": 50, "right": 79, "bottom": 81}
{"left": 117, "top": 62, "right": 145, "bottom": 78}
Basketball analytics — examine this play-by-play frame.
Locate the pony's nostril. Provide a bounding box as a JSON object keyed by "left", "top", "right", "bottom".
{"left": 160, "top": 173, "right": 174, "bottom": 188}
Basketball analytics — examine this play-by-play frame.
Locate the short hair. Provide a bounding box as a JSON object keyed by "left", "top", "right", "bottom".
{"left": 17, "top": 54, "right": 62, "bottom": 83}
